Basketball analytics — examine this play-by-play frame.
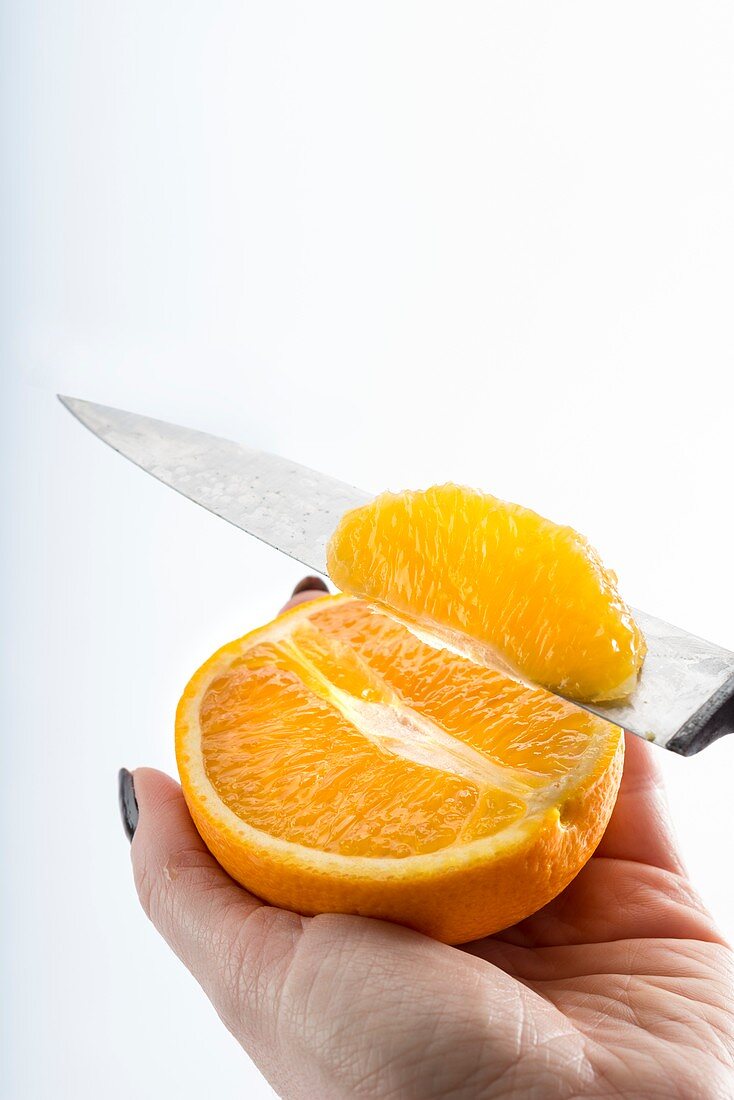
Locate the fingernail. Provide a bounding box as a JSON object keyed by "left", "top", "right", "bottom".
{"left": 118, "top": 768, "right": 139, "bottom": 842}
{"left": 291, "top": 575, "right": 329, "bottom": 596}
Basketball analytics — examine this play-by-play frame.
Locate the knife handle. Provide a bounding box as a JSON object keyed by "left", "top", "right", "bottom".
{"left": 668, "top": 673, "right": 734, "bottom": 756}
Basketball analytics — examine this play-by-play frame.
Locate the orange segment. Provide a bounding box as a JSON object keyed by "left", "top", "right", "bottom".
{"left": 177, "top": 595, "right": 624, "bottom": 943}
{"left": 327, "top": 483, "right": 646, "bottom": 702}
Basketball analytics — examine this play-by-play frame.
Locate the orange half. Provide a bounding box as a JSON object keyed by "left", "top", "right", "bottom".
{"left": 177, "top": 595, "right": 623, "bottom": 943}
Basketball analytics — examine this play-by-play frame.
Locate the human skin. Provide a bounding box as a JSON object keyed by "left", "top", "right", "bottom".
{"left": 125, "top": 585, "right": 734, "bottom": 1099}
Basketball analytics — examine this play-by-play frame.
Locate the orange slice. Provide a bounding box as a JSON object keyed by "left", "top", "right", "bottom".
{"left": 177, "top": 595, "right": 623, "bottom": 943}
{"left": 327, "top": 484, "right": 645, "bottom": 702}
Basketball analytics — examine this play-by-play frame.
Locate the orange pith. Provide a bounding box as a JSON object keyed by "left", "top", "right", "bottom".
{"left": 327, "top": 484, "right": 646, "bottom": 702}
{"left": 177, "top": 595, "right": 624, "bottom": 943}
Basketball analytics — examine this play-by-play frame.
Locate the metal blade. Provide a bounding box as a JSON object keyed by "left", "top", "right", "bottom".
{"left": 59, "top": 395, "right": 370, "bottom": 574}
{"left": 586, "top": 610, "right": 734, "bottom": 755}
{"left": 60, "top": 395, "right": 734, "bottom": 756}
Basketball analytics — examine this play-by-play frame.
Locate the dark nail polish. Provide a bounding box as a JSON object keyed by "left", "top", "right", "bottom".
{"left": 291, "top": 575, "right": 329, "bottom": 596}
{"left": 118, "top": 768, "right": 139, "bottom": 842}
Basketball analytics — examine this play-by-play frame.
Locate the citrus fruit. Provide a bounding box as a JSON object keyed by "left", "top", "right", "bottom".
{"left": 177, "top": 595, "right": 623, "bottom": 944}
{"left": 327, "top": 484, "right": 645, "bottom": 702}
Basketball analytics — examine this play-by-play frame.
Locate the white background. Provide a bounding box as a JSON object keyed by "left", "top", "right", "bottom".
{"left": 2, "top": 2, "right": 733, "bottom": 1097}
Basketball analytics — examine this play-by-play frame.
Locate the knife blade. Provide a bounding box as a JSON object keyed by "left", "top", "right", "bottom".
{"left": 59, "top": 395, "right": 734, "bottom": 756}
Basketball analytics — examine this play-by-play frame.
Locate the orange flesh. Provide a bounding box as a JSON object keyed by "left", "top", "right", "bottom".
{"left": 327, "top": 484, "right": 646, "bottom": 702}
{"left": 200, "top": 599, "right": 611, "bottom": 859}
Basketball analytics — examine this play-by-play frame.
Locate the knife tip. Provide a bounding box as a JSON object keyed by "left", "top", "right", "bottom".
{"left": 57, "top": 394, "right": 91, "bottom": 418}
{"left": 58, "top": 395, "right": 96, "bottom": 430}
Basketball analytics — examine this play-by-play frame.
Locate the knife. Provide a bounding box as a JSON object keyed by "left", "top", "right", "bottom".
{"left": 59, "top": 395, "right": 734, "bottom": 757}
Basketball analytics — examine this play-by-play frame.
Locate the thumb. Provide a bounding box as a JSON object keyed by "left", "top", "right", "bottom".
{"left": 124, "top": 768, "right": 303, "bottom": 1047}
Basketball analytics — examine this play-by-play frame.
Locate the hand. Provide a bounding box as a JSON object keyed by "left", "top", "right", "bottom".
{"left": 121, "top": 580, "right": 734, "bottom": 1098}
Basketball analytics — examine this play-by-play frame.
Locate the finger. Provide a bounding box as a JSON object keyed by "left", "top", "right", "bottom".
{"left": 280, "top": 575, "right": 330, "bottom": 614}
{"left": 488, "top": 845, "right": 719, "bottom": 949}
{"left": 594, "top": 731, "right": 686, "bottom": 874}
{"left": 130, "top": 767, "right": 261, "bottom": 955}
{"left": 128, "top": 768, "right": 304, "bottom": 1046}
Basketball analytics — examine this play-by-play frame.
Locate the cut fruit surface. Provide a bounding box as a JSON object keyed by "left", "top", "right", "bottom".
{"left": 327, "top": 484, "right": 645, "bottom": 702}
{"left": 177, "top": 595, "right": 623, "bottom": 943}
